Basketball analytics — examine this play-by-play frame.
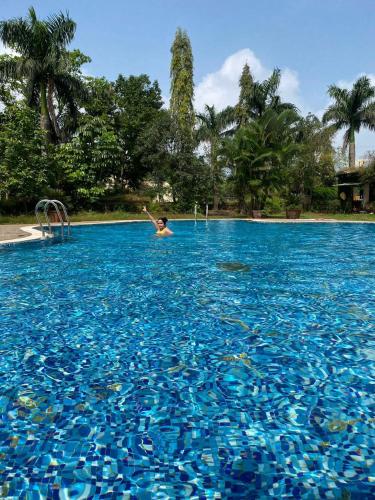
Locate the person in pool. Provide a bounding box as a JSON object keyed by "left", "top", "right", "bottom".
{"left": 142, "top": 206, "right": 173, "bottom": 236}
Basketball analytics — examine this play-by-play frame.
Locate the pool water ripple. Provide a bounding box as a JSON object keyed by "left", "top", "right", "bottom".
{"left": 0, "top": 221, "right": 374, "bottom": 498}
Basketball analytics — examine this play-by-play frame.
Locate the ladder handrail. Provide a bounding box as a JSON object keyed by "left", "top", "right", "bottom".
{"left": 35, "top": 199, "right": 51, "bottom": 237}
{"left": 50, "top": 199, "right": 71, "bottom": 236}
{"left": 43, "top": 200, "right": 64, "bottom": 237}
{"left": 35, "top": 199, "right": 71, "bottom": 239}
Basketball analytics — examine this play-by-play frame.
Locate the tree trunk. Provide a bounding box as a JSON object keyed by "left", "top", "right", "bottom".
{"left": 40, "top": 81, "right": 52, "bottom": 142}
{"left": 211, "top": 140, "right": 219, "bottom": 210}
{"left": 348, "top": 129, "right": 355, "bottom": 168}
{"left": 47, "top": 78, "right": 61, "bottom": 143}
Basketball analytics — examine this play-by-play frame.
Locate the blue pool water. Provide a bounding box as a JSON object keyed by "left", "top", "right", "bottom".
{"left": 0, "top": 220, "right": 374, "bottom": 498}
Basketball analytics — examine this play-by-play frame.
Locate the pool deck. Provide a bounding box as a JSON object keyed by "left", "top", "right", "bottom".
{"left": 1, "top": 218, "right": 375, "bottom": 244}
{"left": 0, "top": 224, "right": 40, "bottom": 244}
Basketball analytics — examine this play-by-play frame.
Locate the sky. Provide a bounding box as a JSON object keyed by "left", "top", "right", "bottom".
{"left": 1, "top": 0, "right": 375, "bottom": 156}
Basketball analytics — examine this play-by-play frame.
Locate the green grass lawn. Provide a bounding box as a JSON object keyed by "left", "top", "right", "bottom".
{"left": 301, "top": 212, "right": 375, "bottom": 222}
{"left": 1, "top": 210, "right": 375, "bottom": 225}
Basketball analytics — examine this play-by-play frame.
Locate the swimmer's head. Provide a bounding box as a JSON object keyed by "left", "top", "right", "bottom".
{"left": 157, "top": 217, "right": 168, "bottom": 229}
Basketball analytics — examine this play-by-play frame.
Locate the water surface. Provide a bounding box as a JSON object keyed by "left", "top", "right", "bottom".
{"left": 0, "top": 221, "right": 374, "bottom": 498}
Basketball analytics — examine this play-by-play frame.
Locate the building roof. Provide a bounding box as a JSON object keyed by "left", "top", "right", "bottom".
{"left": 335, "top": 182, "right": 361, "bottom": 186}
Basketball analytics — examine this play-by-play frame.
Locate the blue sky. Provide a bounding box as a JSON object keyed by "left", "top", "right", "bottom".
{"left": 2, "top": 0, "right": 375, "bottom": 156}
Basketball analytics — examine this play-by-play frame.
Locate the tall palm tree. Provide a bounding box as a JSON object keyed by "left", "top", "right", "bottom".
{"left": 0, "top": 7, "right": 84, "bottom": 141}
{"left": 196, "top": 104, "right": 234, "bottom": 210}
{"left": 222, "top": 109, "right": 300, "bottom": 212}
{"left": 323, "top": 76, "right": 375, "bottom": 168}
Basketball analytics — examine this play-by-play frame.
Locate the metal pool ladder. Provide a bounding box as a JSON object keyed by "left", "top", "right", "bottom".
{"left": 35, "top": 199, "right": 71, "bottom": 238}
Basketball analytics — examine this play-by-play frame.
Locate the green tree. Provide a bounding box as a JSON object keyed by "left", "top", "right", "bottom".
{"left": 83, "top": 76, "right": 116, "bottom": 118}
{"left": 222, "top": 109, "right": 300, "bottom": 212}
{"left": 290, "top": 114, "right": 335, "bottom": 206}
{"left": 323, "top": 76, "right": 375, "bottom": 169}
{"left": 235, "top": 63, "right": 254, "bottom": 126}
{"left": 238, "top": 68, "right": 297, "bottom": 120}
{"left": 52, "top": 49, "right": 91, "bottom": 141}
{"left": 0, "top": 7, "right": 85, "bottom": 142}
{"left": 169, "top": 28, "right": 196, "bottom": 205}
{"left": 114, "top": 74, "right": 165, "bottom": 187}
{"left": 196, "top": 104, "right": 233, "bottom": 209}
{"left": 55, "top": 115, "right": 122, "bottom": 206}
{"left": 170, "top": 28, "right": 195, "bottom": 148}
{"left": 0, "top": 102, "right": 49, "bottom": 208}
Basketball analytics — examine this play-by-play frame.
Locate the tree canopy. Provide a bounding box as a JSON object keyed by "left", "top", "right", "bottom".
{"left": 0, "top": 7, "right": 374, "bottom": 216}
{"left": 323, "top": 76, "right": 375, "bottom": 168}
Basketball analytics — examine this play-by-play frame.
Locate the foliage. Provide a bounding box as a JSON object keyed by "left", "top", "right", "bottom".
{"left": 222, "top": 109, "right": 301, "bottom": 211}
{"left": 170, "top": 28, "right": 195, "bottom": 148}
{"left": 311, "top": 186, "right": 339, "bottom": 211}
{"left": 1, "top": 7, "right": 374, "bottom": 217}
{"left": 264, "top": 195, "right": 284, "bottom": 215}
{"left": 236, "top": 66, "right": 298, "bottom": 121}
{"left": 323, "top": 76, "right": 375, "bottom": 168}
{"left": 235, "top": 63, "right": 253, "bottom": 126}
{"left": 55, "top": 115, "right": 122, "bottom": 206}
{"left": 168, "top": 152, "right": 210, "bottom": 210}
{"left": 0, "top": 102, "right": 49, "bottom": 209}
{"left": 0, "top": 7, "right": 85, "bottom": 142}
{"left": 287, "top": 114, "right": 335, "bottom": 208}
{"left": 196, "top": 104, "right": 234, "bottom": 209}
{"left": 83, "top": 76, "right": 116, "bottom": 118}
{"left": 114, "top": 74, "right": 167, "bottom": 187}
{"left": 360, "top": 154, "right": 375, "bottom": 184}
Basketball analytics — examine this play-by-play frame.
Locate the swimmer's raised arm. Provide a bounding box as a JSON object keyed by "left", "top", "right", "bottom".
{"left": 142, "top": 206, "right": 158, "bottom": 230}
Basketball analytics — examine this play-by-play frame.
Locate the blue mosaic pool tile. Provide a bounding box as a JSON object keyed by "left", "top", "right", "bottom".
{"left": 0, "top": 221, "right": 374, "bottom": 498}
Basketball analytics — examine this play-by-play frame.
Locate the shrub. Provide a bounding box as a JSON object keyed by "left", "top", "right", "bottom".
{"left": 365, "top": 202, "right": 375, "bottom": 213}
{"left": 311, "top": 186, "right": 338, "bottom": 211}
{"left": 264, "top": 195, "right": 285, "bottom": 215}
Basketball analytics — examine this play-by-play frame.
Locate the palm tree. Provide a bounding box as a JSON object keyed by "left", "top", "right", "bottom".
{"left": 222, "top": 109, "right": 300, "bottom": 212}
{"left": 323, "top": 76, "right": 375, "bottom": 168}
{"left": 196, "top": 104, "right": 234, "bottom": 210}
{"left": 0, "top": 7, "right": 84, "bottom": 142}
{"left": 237, "top": 68, "right": 297, "bottom": 122}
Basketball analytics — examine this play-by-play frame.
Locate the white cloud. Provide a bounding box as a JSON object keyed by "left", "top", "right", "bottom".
{"left": 0, "top": 41, "right": 18, "bottom": 56}
{"left": 337, "top": 73, "right": 375, "bottom": 89}
{"left": 194, "top": 48, "right": 303, "bottom": 112}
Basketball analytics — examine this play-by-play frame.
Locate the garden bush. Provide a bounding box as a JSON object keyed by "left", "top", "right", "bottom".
{"left": 311, "top": 186, "right": 338, "bottom": 211}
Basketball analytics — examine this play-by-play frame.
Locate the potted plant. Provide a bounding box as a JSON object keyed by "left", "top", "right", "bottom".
{"left": 285, "top": 194, "right": 302, "bottom": 219}
{"left": 286, "top": 204, "right": 302, "bottom": 219}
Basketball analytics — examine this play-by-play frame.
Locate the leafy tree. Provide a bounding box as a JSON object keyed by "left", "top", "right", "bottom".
{"left": 237, "top": 68, "right": 297, "bottom": 121}
{"left": 55, "top": 115, "right": 122, "bottom": 206}
{"left": 169, "top": 28, "right": 196, "bottom": 206}
{"left": 170, "top": 28, "right": 195, "bottom": 147}
{"left": 196, "top": 104, "right": 234, "bottom": 209}
{"left": 0, "top": 102, "right": 49, "bottom": 207}
{"left": 323, "top": 76, "right": 375, "bottom": 168}
{"left": 289, "top": 114, "right": 335, "bottom": 207}
{"left": 52, "top": 49, "right": 91, "bottom": 141}
{"left": 83, "top": 76, "right": 116, "bottom": 118}
{"left": 222, "top": 109, "right": 300, "bottom": 211}
{"left": 235, "top": 63, "right": 254, "bottom": 126}
{"left": 0, "top": 7, "right": 85, "bottom": 142}
{"left": 140, "top": 109, "right": 174, "bottom": 197}
{"left": 169, "top": 153, "right": 210, "bottom": 211}
{"left": 114, "top": 74, "right": 165, "bottom": 187}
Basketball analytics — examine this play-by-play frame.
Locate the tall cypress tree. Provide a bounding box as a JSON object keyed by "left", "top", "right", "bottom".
{"left": 169, "top": 28, "right": 197, "bottom": 208}
{"left": 170, "top": 27, "right": 194, "bottom": 149}
{"left": 235, "top": 63, "right": 253, "bottom": 126}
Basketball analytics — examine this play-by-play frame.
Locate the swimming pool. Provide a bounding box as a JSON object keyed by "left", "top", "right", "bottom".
{"left": 0, "top": 220, "right": 374, "bottom": 498}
